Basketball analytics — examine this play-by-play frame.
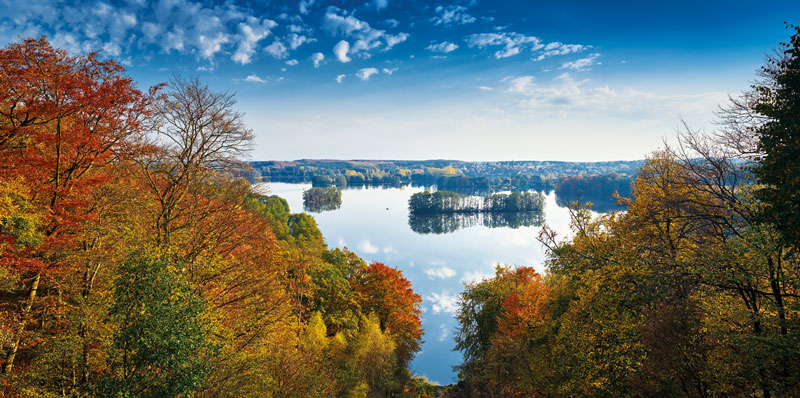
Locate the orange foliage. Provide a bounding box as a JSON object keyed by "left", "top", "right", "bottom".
{"left": 354, "top": 262, "right": 423, "bottom": 364}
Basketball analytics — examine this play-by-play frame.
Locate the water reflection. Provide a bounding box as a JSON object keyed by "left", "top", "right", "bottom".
{"left": 554, "top": 192, "right": 626, "bottom": 213}
{"left": 409, "top": 210, "right": 545, "bottom": 234}
{"left": 304, "top": 201, "right": 342, "bottom": 213}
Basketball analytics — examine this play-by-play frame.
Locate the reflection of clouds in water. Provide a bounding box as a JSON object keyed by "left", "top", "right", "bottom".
{"left": 427, "top": 292, "right": 459, "bottom": 314}
{"left": 425, "top": 266, "right": 456, "bottom": 279}
{"left": 496, "top": 228, "right": 537, "bottom": 247}
{"left": 358, "top": 239, "right": 379, "bottom": 254}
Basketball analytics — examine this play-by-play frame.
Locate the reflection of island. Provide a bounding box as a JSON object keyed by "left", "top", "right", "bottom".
{"left": 303, "top": 186, "right": 342, "bottom": 213}
{"left": 409, "top": 211, "right": 545, "bottom": 234}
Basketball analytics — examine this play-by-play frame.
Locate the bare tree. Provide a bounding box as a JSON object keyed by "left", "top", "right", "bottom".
{"left": 138, "top": 75, "right": 254, "bottom": 246}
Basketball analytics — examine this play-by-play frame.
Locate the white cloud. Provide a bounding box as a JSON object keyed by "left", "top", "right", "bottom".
{"left": 384, "top": 32, "right": 409, "bottom": 49}
{"left": 506, "top": 76, "right": 535, "bottom": 94}
{"left": 426, "top": 292, "right": 459, "bottom": 314}
{"left": 382, "top": 245, "right": 398, "bottom": 254}
{"left": 384, "top": 18, "right": 399, "bottom": 28}
{"left": 311, "top": 52, "right": 325, "bottom": 67}
{"left": 478, "top": 86, "right": 493, "bottom": 91}
{"left": 197, "top": 32, "right": 230, "bottom": 59}
{"left": 336, "top": 74, "right": 346, "bottom": 83}
{"left": 461, "top": 270, "right": 494, "bottom": 284}
{"left": 356, "top": 67, "right": 379, "bottom": 81}
{"left": 323, "top": 7, "right": 407, "bottom": 58}
{"left": 535, "top": 42, "right": 587, "bottom": 61}
{"left": 337, "top": 237, "right": 347, "bottom": 247}
{"left": 382, "top": 67, "right": 398, "bottom": 75}
{"left": 424, "top": 266, "right": 456, "bottom": 279}
{"left": 466, "top": 32, "right": 543, "bottom": 59}
{"left": 265, "top": 40, "right": 288, "bottom": 59}
{"left": 244, "top": 74, "right": 266, "bottom": 83}
{"left": 438, "top": 324, "right": 449, "bottom": 342}
{"left": 196, "top": 65, "right": 214, "bottom": 72}
{"left": 560, "top": 53, "right": 601, "bottom": 71}
{"left": 505, "top": 72, "right": 727, "bottom": 119}
{"left": 287, "top": 33, "right": 315, "bottom": 50}
{"left": 431, "top": 5, "right": 476, "bottom": 26}
{"left": 298, "top": 0, "right": 316, "bottom": 15}
{"left": 232, "top": 17, "right": 276, "bottom": 64}
{"left": 333, "top": 40, "right": 351, "bottom": 63}
{"left": 0, "top": 1, "right": 286, "bottom": 65}
{"left": 358, "top": 239, "right": 379, "bottom": 253}
{"left": 285, "top": 59, "right": 299, "bottom": 66}
{"left": 373, "top": 0, "right": 389, "bottom": 10}
{"left": 426, "top": 41, "right": 458, "bottom": 53}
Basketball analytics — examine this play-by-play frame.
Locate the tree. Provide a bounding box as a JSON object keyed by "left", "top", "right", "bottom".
{"left": 98, "top": 253, "right": 215, "bottom": 398}
{"left": 753, "top": 25, "right": 800, "bottom": 250}
{"left": 0, "top": 37, "right": 153, "bottom": 375}
{"left": 353, "top": 262, "right": 422, "bottom": 366}
{"left": 137, "top": 75, "right": 253, "bottom": 247}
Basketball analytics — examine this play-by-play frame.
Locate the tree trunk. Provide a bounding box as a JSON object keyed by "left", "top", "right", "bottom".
{"left": 3, "top": 273, "right": 41, "bottom": 374}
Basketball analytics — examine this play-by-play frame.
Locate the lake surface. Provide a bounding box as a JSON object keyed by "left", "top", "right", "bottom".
{"left": 263, "top": 182, "right": 603, "bottom": 385}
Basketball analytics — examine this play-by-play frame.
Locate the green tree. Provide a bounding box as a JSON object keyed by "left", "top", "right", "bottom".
{"left": 754, "top": 25, "right": 800, "bottom": 250}
{"left": 98, "top": 254, "right": 216, "bottom": 398}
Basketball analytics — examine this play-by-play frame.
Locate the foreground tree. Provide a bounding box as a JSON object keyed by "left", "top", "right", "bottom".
{"left": 137, "top": 75, "right": 253, "bottom": 247}
{"left": 753, "top": 25, "right": 800, "bottom": 250}
{"left": 0, "top": 37, "right": 153, "bottom": 375}
{"left": 98, "top": 254, "right": 215, "bottom": 398}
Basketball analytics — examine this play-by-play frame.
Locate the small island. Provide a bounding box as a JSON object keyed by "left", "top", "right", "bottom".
{"left": 303, "top": 186, "right": 342, "bottom": 212}
{"left": 408, "top": 190, "right": 545, "bottom": 215}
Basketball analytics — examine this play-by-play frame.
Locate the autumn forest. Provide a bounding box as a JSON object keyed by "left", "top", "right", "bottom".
{"left": 2, "top": 21, "right": 800, "bottom": 398}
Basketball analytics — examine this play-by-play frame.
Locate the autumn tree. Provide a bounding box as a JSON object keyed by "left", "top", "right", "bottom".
{"left": 0, "top": 37, "right": 153, "bottom": 375}
{"left": 137, "top": 75, "right": 253, "bottom": 247}
{"left": 353, "top": 262, "right": 423, "bottom": 367}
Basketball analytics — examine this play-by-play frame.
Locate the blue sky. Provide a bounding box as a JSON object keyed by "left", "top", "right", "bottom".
{"left": 1, "top": 0, "right": 797, "bottom": 161}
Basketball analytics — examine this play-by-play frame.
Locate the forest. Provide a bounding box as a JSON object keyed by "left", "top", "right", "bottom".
{"left": 0, "top": 38, "right": 434, "bottom": 397}
{"left": 252, "top": 159, "right": 638, "bottom": 194}
{"left": 2, "top": 22, "right": 800, "bottom": 398}
{"left": 446, "top": 26, "right": 800, "bottom": 397}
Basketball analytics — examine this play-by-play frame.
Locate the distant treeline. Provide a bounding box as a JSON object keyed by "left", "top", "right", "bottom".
{"left": 251, "top": 159, "right": 642, "bottom": 189}
{"left": 303, "top": 186, "right": 342, "bottom": 212}
{"left": 553, "top": 173, "right": 633, "bottom": 211}
{"left": 408, "top": 191, "right": 545, "bottom": 215}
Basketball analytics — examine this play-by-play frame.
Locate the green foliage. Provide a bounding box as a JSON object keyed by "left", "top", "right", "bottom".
{"left": 311, "top": 251, "right": 364, "bottom": 337}
{"left": 98, "top": 253, "right": 216, "bottom": 398}
{"left": 409, "top": 190, "right": 544, "bottom": 215}
{"left": 303, "top": 186, "right": 342, "bottom": 212}
{"left": 754, "top": 25, "right": 800, "bottom": 250}
{"left": 288, "top": 212, "right": 326, "bottom": 250}
{"left": 250, "top": 194, "right": 291, "bottom": 240}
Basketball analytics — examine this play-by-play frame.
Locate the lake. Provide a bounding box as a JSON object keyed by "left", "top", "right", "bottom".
{"left": 263, "top": 182, "right": 608, "bottom": 385}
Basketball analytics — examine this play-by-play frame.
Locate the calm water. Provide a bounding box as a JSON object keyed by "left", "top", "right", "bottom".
{"left": 263, "top": 182, "right": 596, "bottom": 385}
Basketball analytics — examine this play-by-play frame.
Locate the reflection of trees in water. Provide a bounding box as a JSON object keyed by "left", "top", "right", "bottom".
{"left": 304, "top": 201, "right": 341, "bottom": 213}
{"left": 554, "top": 192, "right": 626, "bottom": 213}
{"left": 409, "top": 210, "right": 545, "bottom": 235}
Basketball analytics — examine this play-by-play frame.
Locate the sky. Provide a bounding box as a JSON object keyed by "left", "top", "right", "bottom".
{"left": 1, "top": 0, "right": 798, "bottom": 161}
